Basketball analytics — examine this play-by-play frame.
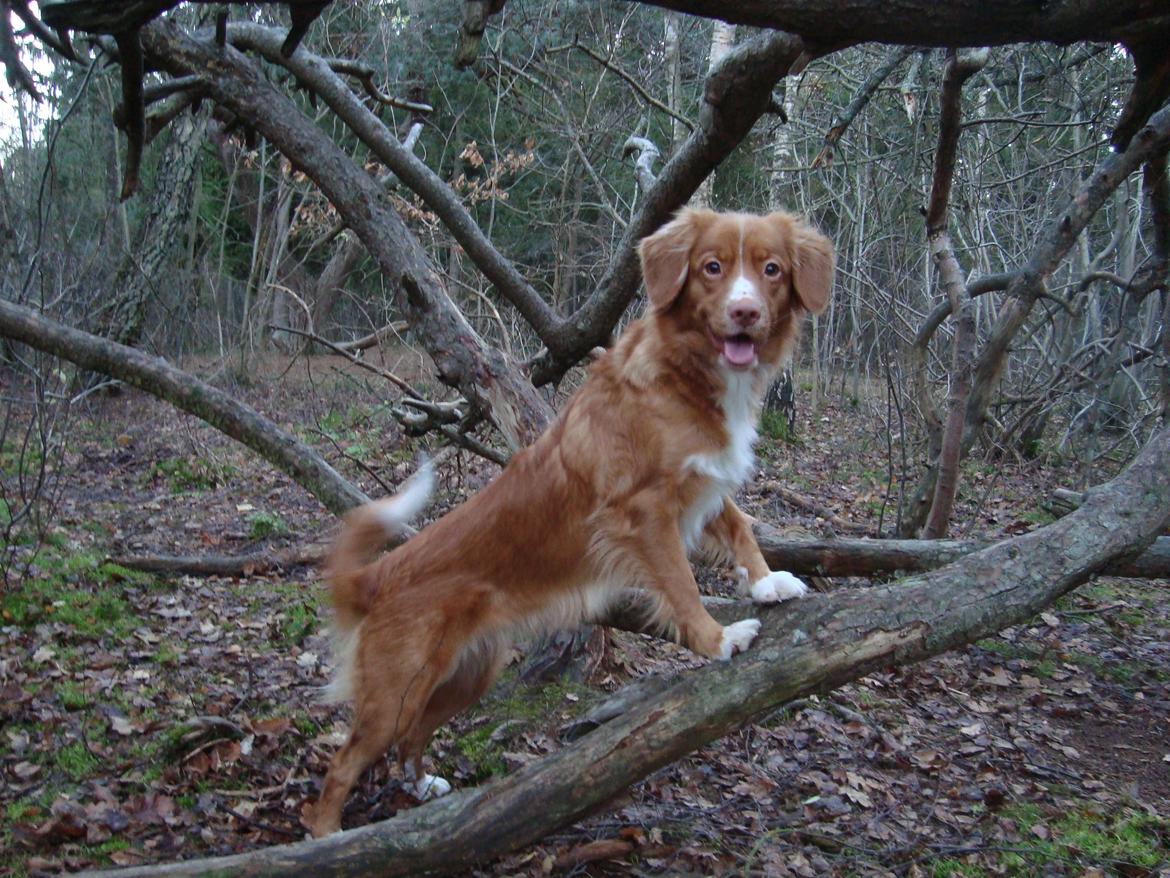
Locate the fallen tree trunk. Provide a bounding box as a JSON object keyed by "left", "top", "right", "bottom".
{"left": 83, "top": 425, "right": 1170, "bottom": 878}
{"left": 752, "top": 525, "right": 1170, "bottom": 579}
{"left": 111, "top": 531, "right": 1170, "bottom": 580}
{"left": 0, "top": 298, "right": 368, "bottom": 516}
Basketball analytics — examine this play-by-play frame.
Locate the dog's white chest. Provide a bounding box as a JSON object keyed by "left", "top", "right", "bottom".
{"left": 679, "top": 372, "right": 758, "bottom": 550}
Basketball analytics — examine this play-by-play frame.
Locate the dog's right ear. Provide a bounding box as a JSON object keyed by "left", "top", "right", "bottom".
{"left": 639, "top": 210, "right": 700, "bottom": 312}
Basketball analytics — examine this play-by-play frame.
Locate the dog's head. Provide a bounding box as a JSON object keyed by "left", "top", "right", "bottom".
{"left": 638, "top": 208, "right": 834, "bottom": 372}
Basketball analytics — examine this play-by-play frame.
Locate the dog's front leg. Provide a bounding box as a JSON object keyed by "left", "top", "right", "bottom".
{"left": 702, "top": 498, "right": 810, "bottom": 604}
{"left": 620, "top": 496, "right": 760, "bottom": 660}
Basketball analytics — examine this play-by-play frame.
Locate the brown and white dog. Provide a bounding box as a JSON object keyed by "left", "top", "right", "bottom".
{"left": 305, "top": 208, "right": 834, "bottom": 836}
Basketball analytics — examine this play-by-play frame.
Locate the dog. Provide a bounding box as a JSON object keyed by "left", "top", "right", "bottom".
{"left": 305, "top": 208, "right": 834, "bottom": 836}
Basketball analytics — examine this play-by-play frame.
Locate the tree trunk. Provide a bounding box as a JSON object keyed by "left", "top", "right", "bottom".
{"left": 920, "top": 49, "right": 987, "bottom": 539}
{"left": 750, "top": 525, "right": 1170, "bottom": 579}
{"left": 663, "top": 11, "right": 684, "bottom": 153}
{"left": 80, "top": 426, "right": 1170, "bottom": 878}
{"left": 692, "top": 22, "right": 736, "bottom": 207}
{"left": 109, "top": 530, "right": 1170, "bottom": 580}
{"left": 96, "top": 107, "right": 207, "bottom": 347}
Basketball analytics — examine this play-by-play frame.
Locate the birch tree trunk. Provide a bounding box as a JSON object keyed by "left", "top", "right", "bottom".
{"left": 692, "top": 22, "right": 736, "bottom": 207}
{"left": 96, "top": 108, "right": 207, "bottom": 347}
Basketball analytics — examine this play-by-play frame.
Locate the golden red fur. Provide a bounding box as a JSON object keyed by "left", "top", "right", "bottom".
{"left": 304, "top": 208, "right": 834, "bottom": 836}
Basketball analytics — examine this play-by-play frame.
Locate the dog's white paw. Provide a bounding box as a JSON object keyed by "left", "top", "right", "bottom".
{"left": 410, "top": 773, "right": 452, "bottom": 801}
{"left": 750, "top": 571, "right": 809, "bottom": 604}
{"left": 719, "top": 618, "right": 761, "bottom": 660}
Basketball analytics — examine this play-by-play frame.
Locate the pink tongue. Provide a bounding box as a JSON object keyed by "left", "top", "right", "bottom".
{"left": 723, "top": 337, "right": 756, "bottom": 366}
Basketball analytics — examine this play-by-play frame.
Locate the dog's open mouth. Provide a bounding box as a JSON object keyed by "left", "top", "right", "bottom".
{"left": 721, "top": 333, "right": 757, "bottom": 368}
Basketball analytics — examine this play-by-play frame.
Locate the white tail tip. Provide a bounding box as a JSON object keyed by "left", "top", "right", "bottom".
{"left": 372, "top": 458, "right": 433, "bottom": 532}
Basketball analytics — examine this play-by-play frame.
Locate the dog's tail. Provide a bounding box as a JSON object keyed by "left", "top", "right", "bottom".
{"left": 323, "top": 461, "right": 433, "bottom": 702}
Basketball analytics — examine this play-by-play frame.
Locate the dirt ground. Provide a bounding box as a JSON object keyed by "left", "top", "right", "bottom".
{"left": 1, "top": 352, "right": 1167, "bottom": 877}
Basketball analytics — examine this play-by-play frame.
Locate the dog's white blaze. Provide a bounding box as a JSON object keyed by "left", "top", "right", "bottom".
{"left": 680, "top": 370, "right": 759, "bottom": 550}
{"left": 727, "top": 273, "right": 762, "bottom": 311}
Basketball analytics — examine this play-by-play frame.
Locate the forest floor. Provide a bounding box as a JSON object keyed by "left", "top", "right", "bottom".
{"left": 1, "top": 351, "right": 1168, "bottom": 878}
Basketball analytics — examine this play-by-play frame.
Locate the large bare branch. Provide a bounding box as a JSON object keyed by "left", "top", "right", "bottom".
{"left": 39, "top": 0, "right": 329, "bottom": 36}
{"left": 220, "top": 23, "right": 563, "bottom": 347}
{"left": 107, "top": 529, "right": 1170, "bottom": 580}
{"left": 79, "top": 425, "right": 1170, "bottom": 878}
{"left": 618, "top": 0, "right": 1170, "bottom": 48}
{"left": 1110, "top": 34, "right": 1170, "bottom": 150}
{"left": 622, "top": 135, "right": 661, "bottom": 195}
{"left": 0, "top": 298, "right": 368, "bottom": 516}
{"left": 0, "top": 0, "right": 41, "bottom": 99}
{"left": 139, "top": 19, "right": 554, "bottom": 450}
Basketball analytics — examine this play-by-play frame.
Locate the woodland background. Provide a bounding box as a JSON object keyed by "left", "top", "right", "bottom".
{"left": 0, "top": 1, "right": 1168, "bottom": 875}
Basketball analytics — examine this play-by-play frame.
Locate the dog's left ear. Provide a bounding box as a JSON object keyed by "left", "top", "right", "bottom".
{"left": 639, "top": 209, "right": 701, "bottom": 312}
{"left": 772, "top": 214, "right": 837, "bottom": 316}
{"left": 781, "top": 216, "right": 835, "bottom": 315}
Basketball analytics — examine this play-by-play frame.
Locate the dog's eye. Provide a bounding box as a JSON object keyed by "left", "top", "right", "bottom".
{"left": 764, "top": 262, "right": 781, "bottom": 277}
{"left": 703, "top": 260, "right": 722, "bottom": 276}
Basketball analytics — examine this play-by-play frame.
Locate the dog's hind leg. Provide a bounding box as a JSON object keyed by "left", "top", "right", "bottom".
{"left": 306, "top": 630, "right": 465, "bottom": 837}
{"left": 398, "top": 638, "right": 506, "bottom": 800}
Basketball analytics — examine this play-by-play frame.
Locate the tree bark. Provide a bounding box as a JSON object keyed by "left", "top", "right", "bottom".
{"left": 109, "top": 531, "right": 1170, "bottom": 581}
{"left": 619, "top": 0, "right": 1170, "bottom": 48}
{"left": 0, "top": 297, "right": 368, "bottom": 516}
{"left": 111, "top": 547, "right": 327, "bottom": 577}
{"left": 97, "top": 107, "right": 207, "bottom": 347}
{"left": 692, "top": 22, "right": 736, "bottom": 206}
{"left": 80, "top": 425, "right": 1170, "bottom": 878}
{"left": 751, "top": 525, "right": 1170, "bottom": 580}
{"left": 663, "top": 11, "right": 684, "bottom": 152}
